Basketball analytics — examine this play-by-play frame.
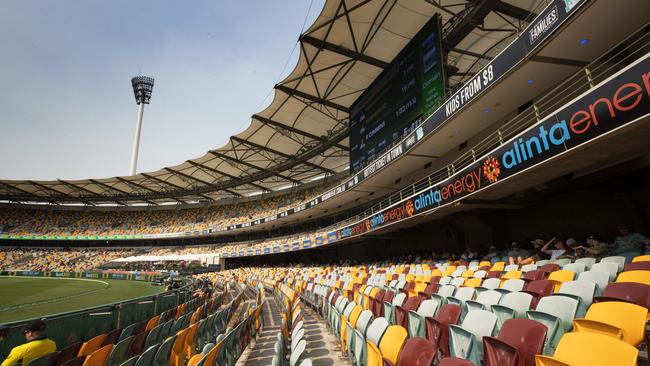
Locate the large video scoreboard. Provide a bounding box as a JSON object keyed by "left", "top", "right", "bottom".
{"left": 349, "top": 15, "right": 445, "bottom": 172}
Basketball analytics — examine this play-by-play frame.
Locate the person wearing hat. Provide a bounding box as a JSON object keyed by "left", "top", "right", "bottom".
{"left": 575, "top": 235, "right": 610, "bottom": 259}
{"left": 613, "top": 224, "right": 649, "bottom": 255}
{"left": 1, "top": 319, "right": 56, "bottom": 366}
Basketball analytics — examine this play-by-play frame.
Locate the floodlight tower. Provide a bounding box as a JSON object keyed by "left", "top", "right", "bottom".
{"left": 129, "top": 76, "right": 155, "bottom": 176}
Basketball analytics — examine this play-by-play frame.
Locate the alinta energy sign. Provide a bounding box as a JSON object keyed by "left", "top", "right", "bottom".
{"left": 336, "top": 53, "right": 650, "bottom": 241}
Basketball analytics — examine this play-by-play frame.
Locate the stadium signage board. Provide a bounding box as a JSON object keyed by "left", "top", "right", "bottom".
{"left": 0, "top": 0, "right": 586, "bottom": 242}
{"left": 327, "top": 54, "right": 650, "bottom": 242}
{"left": 349, "top": 15, "right": 446, "bottom": 172}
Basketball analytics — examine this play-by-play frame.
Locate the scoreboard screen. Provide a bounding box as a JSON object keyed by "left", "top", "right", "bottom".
{"left": 349, "top": 15, "right": 445, "bottom": 172}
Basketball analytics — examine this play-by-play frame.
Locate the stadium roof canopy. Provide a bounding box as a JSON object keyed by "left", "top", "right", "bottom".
{"left": 0, "top": 0, "right": 544, "bottom": 206}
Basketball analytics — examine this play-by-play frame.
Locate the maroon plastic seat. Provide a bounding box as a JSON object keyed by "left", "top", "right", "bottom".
{"left": 483, "top": 318, "right": 547, "bottom": 366}
{"left": 132, "top": 320, "right": 148, "bottom": 336}
{"left": 487, "top": 271, "right": 502, "bottom": 279}
{"left": 425, "top": 304, "right": 462, "bottom": 358}
{"left": 624, "top": 261, "right": 650, "bottom": 272}
{"left": 522, "top": 270, "right": 545, "bottom": 284}
{"left": 520, "top": 280, "right": 554, "bottom": 309}
{"left": 439, "top": 357, "right": 476, "bottom": 366}
{"left": 430, "top": 276, "right": 442, "bottom": 285}
{"left": 54, "top": 342, "right": 82, "bottom": 366}
{"left": 478, "top": 266, "right": 491, "bottom": 271}
{"left": 401, "top": 281, "right": 416, "bottom": 294}
{"left": 396, "top": 337, "right": 436, "bottom": 366}
{"left": 419, "top": 283, "right": 440, "bottom": 301}
{"left": 594, "top": 282, "right": 650, "bottom": 309}
{"left": 376, "top": 291, "right": 395, "bottom": 317}
{"left": 371, "top": 289, "right": 387, "bottom": 318}
{"left": 101, "top": 328, "right": 122, "bottom": 347}
{"left": 538, "top": 264, "right": 560, "bottom": 277}
{"left": 395, "top": 296, "right": 422, "bottom": 328}
{"left": 127, "top": 330, "right": 149, "bottom": 358}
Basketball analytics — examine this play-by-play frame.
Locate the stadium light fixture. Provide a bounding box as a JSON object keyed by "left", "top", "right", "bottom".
{"left": 579, "top": 38, "right": 589, "bottom": 45}
{"left": 129, "top": 76, "right": 155, "bottom": 176}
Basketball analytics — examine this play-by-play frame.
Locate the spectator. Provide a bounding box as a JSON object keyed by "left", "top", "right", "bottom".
{"left": 575, "top": 235, "right": 609, "bottom": 259}
{"left": 613, "top": 224, "right": 649, "bottom": 254}
{"left": 541, "top": 238, "right": 571, "bottom": 261}
{"left": 483, "top": 245, "right": 500, "bottom": 261}
{"left": 520, "top": 238, "right": 547, "bottom": 265}
{"left": 507, "top": 242, "right": 530, "bottom": 265}
{"left": 1, "top": 320, "right": 56, "bottom": 366}
{"left": 460, "top": 247, "right": 477, "bottom": 261}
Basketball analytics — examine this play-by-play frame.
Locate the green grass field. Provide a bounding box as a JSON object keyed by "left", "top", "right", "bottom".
{"left": 0, "top": 277, "right": 165, "bottom": 324}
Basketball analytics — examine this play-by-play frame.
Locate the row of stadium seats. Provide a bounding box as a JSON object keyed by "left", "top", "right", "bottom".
{"left": 223, "top": 253, "right": 650, "bottom": 366}
{"left": 272, "top": 284, "right": 312, "bottom": 366}
{"left": 22, "top": 289, "right": 241, "bottom": 366}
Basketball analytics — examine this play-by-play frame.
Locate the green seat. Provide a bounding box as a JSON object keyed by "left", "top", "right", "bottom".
{"left": 119, "top": 323, "right": 139, "bottom": 342}
{"left": 158, "top": 321, "right": 173, "bottom": 343}
{"left": 119, "top": 356, "right": 139, "bottom": 366}
{"left": 107, "top": 336, "right": 133, "bottom": 366}
{"left": 152, "top": 334, "right": 176, "bottom": 366}
{"left": 196, "top": 318, "right": 208, "bottom": 351}
{"left": 134, "top": 344, "right": 160, "bottom": 366}
{"left": 145, "top": 324, "right": 163, "bottom": 349}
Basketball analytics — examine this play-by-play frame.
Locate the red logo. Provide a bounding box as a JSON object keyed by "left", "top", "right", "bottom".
{"left": 483, "top": 156, "right": 501, "bottom": 183}
{"left": 405, "top": 200, "right": 415, "bottom": 217}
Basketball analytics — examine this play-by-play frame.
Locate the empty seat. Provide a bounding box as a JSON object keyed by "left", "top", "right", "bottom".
{"left": 534, "top": 332, "right": 638, "bottom": 366}
{"left": 547, "top": 270, "right": 575, "bottom": 292}
{"left": 591, "top": 262, "right": 619, "bottom": 281}
{"left": 366, "top": 325, "right": 407, "bottom": 366}
{"left": 601, "top": 256, "right": 626, "bottom": 272}
{"left": 482, "top": 318, "right": 547, "bottom": 366}
{"left": 439, "top": 357, "right": 476, "bottom": 366}
{"left": 624, "top": 261, "right": 650, "bottom": 271}
{"left": 577, "top": 270, "right": 609, "bottom": 295}
{"left": 82, "top": 344, "right": 113, "bottom": 366}
{"left": 526, "top": 295, "right": 579, "bottom": 355}
{"left": 594, "top": 282, "right": 650, "bottom": 309}
{"left": 521, "top": 280, "right": 554, "bottom": 308}
{"left": 554, "top": 280, "right": 596, "bottom": 316}
{"left": 521, "top": 270, "right": 545, "bottom": 283}
{"left": 448, "top": 310, "right": 497, "bottom": 366}
{"left": 476, "top": 278, "right": 501, "bottom": 293}
{"left": 350, "top": 310, "right": 374, "bottom": 366}
{"left": 632, "top": 254, "right": 650, "bottom": 263}
{"left": 465, "top": 290, "right": 502, "bottom": 313}
{"left": 572, "top": 301, "right": 648, "bottom": 346}
{"left": 396, "top": 337, "right": 436, "bottom": 366}
{"left": 395, "top": 296, "right": 421, "bottom": 328}
{"left": 562, "top": 262, "right": 586, "bottom": 275}
{"left": 497, "top": 279, "right": 525, "bottom": 294}
{"left": 616, "top": 270, "right": 650, "bottom": 286}
{"left": 520, "top": 264, "right": 538, "bottom": 273}
{"left": 407, "top": 299, "right": 438, "bottom": 337}
{"left": 27, "top": 352, "right": 59, "bottom": 366}
{"left": 384, "top": 293, "right": 406, "bottom": 325}
{"left": 425, "top": 304, "right": 462, "bottom": 359}
{"left": 491, "top": 292, "right": 533, "bottom": 331}
{"left": 575, "top": 257, "right": 596, "bottom": 270}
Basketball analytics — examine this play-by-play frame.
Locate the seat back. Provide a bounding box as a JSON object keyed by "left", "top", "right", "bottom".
{"left": 532, "top": 295, "right": 579, "bottom": 331}
{"left": 107, "top": 336, "right": 133, "bottom": 366}
{"left": 365, "top": 317, "right": 390, "bottom": 346}
{"left": 522, "top": 270, "right": 544, "bottom": 283}
{"left": 438, "top": 357, "right": 476, "bottom": 366}
{"left": 624, "top": 261, "right": 650, "bottom": 271}
{"left": 480, "top": 278, "right": 501, "bottom": 290}
{"left": 396, "top": 338, "right": 436, "bottom": 366}
{"left": 557, "top": 280, "right": 596, "bottom": 308}
{"left": 522, "top": 280, "right": 554, "bottom": 307}
{"left": 535, "top": 332, "right": 638, "bottom": 366}
{"left": 574, "top": 301, "right": 648, "bottom": 345}
{"left": 26, "top": 352, "right": 59, "bottom": 366}
{"left": 438, "top": 285, "right": 456, "bottom": 298}
{"left": 289, "top": 339, "right": 306, "bottom": 366}
{"left": 378, "top": 325, "right": 408, "bottom": 365}
{"left": 548, "top": 270, "right": 576, "bottom": 291}
{"left": 601, "top": 256, "right": 626, "bottom": 272}
{"left": 82, "top": 344, "right": 113, "bottom": 366}
{"left": 134, "top": 345, "right": 160, "bottom": 366}
{"left": 577, "top": 270, "right": 610, "bottom": 295}
{"left": 425, "top": 304, "right": 462, "bottom": 358}
{"left": 616, "top": 270, "right": 650, "bottom": 286}
{"left": 591, "top": 262, "right": 619, "bottom": 281}
{"left": 483, "top": 318, "right": 547, "bottom": 366}
{"left": 597, "top": 282, "right": 650, "bottom": 309}
{"left": 500, "top": 279, "right": 525, "bottom": 292}
{"left": 55, "top": 342, "right": 82, "bottom": 366}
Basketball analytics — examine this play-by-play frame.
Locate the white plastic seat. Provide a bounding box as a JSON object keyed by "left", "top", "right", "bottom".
{"left": 289, "top": 339, "right": 306, "bottom": 366}
{"left": 554, "top": 280, "right": 596, "bottom": 316}
{"left": 349, "top": 310, "right": 374, "bottom": 365}
{"left": 491, "top": 291, "right": 533, "bottom": 331}
{"left": 600, "top": 256, "right": 626, "bottom": 271}
{"left": 497, "top": 279, "right": 525, "bottom": 293}
{"left": 504, "top": 264, "right": 519, "bottom": 272}
{"left": 575, "top": 257, "right": 596, "bottom": 270}
{"left": 448, "top": 310, "right": 497, "bottom": 366}
{"left": 526, "top": 295, "right": 579, "bottom": 355}
{"left": 591, "top": 262, "right": 619, "bottom": 281}
{"left": 407, "top": 299, "right": 438, "bottom": 337}
{"left": 563, "top": 262, "right": 586, "bottom": 275}
{"left": 465, "top": 290, "right": 502, "bottom": 313}
{"left": 577, "top": 270, "right": 609, "bottom": 295}
{"left": 521, "top": 264, "right": 538, "bottom": 272}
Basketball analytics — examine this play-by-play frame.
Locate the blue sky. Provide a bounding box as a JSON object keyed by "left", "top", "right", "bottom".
{"left": 0, "top": 0, "right": 324, "bottom": 180}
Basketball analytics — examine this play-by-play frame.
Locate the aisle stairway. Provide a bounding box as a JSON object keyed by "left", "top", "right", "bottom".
{"left": 239, "top": 292, "right": 350, "bottom": 366}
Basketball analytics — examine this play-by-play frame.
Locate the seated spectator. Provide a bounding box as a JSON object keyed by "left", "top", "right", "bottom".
{"left": 1, "top": 320, "right": 56, "bottom": 366}
{"left": 483, "top": 245, "right": 500, "bottom": 261}
{"left": 520, "top": 238, "right": 547, "bottom": 265}
{"left": 460, "top": 246, "right": 477, "bottom": 261}
{"left": 541, "top": 237, "right": 572, "bottom": 261}
{"left": 613, "top": 224, "right": 649, "bottom": 254}
{"left": 508, "top": 242, "right": 530, "bottom": 265}
{"left": 575, "top": 235, "right": 609, "bottom": 259}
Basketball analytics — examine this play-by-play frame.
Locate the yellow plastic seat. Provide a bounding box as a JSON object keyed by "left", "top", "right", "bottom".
{"left": 616, "top": 270, "right": 650, "bottom": 286}
{"left": 408, "top": 282, "right": 427, "bottom": 297}
{"left": 490, "top": 262, "right": 505, "bottom": 272}
{"left": 461, "top": 270, "right": 475, "bottom": 278}
{"left": 572, "top": 301, "right": 648, "bottom": 346}
{"left": 632, "top": 254, "right": 650, "bottom": 263}
{"left": 78, "top": 334, "right": 107, "bottom": 357}
{"left": 145, "top": 315, "right": 160, "bottom": 331}
{"left": 535, "top": 332, "right": 638, "bottom": 366}
{"left": 187, "top": 354, "right": 202, "bottom": 366}
{"left": 442, "top": 267, "right": 456, "bottom": 277}
{"left": 547, "top": 270, "right": 575, "bottom": 292}
{"left": 430, "top": 269, "right": 442, "bottom": 277}
{"left": 479, "top": 261, "right": 491, "bottom": 267}
{"left": 171, "top": 327, "right": 189, "bottom": 366}
{"left": 184, "top": 323, "right": 199, "bottom": 359}
{"left": 82, "top": 344, "right": 113, "bottom": 366}
{"left": 373, "top": 325, "right": 408, "bottom": 366}
{"left": 464, "top": 278, "right": 482, "bottom": 288}
{"left": 341, "top": 305, "right": 362, "bottom": 353}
